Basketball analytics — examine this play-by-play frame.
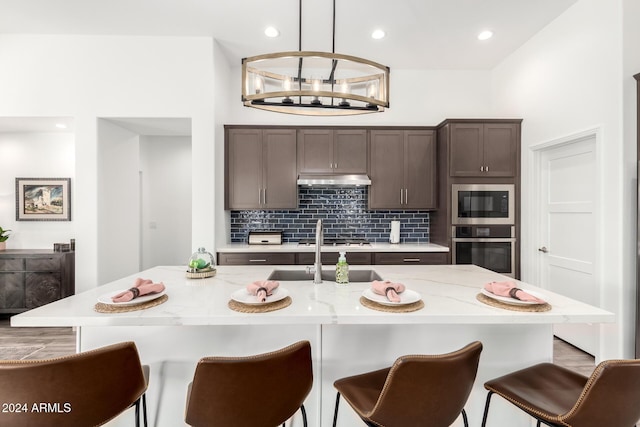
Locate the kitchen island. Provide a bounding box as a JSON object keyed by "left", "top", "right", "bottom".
{"left": 11, "top": 264, "right": 613, "bottom": 427}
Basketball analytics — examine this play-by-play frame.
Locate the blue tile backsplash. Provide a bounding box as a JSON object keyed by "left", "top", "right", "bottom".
{"left": 230, "top": 187, "right": 430, "bottom": 243}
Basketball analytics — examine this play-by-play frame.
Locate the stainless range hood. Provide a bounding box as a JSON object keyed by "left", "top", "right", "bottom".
{"left": 297, "top": 174, "right": 371, "bottom": 186}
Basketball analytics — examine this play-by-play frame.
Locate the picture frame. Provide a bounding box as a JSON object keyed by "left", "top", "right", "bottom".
{"left": 15, "top": 178, "right": 71, "bottom": 221}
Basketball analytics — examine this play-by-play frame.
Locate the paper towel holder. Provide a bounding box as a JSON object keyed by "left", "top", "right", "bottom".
{"left": 390, "top": 219, "right": 400, "bottom": 244}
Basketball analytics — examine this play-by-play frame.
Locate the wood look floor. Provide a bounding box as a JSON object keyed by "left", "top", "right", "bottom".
{"left": 0, "top": 316, "right": 596, "bottom": 374}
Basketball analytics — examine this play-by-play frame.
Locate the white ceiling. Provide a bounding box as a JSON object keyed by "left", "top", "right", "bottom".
{"left": 0, "top": 0, "right": 578, "bottom": 134}
{"left": 0, "top": 0, "right": 578, "bottom": 70}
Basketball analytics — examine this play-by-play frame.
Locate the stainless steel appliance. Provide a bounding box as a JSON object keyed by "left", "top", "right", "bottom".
{"left": 451, "top": 184, "right": 515, "bottom": 225}
{"left": 298, "top": 237, "right": 371, "bottom": 247}
{"left": 452, "top": 225, "right": 516, "bottom": 277}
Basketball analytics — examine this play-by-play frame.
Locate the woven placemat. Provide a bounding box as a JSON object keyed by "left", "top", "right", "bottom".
{"left": 228, "top": 296, "right": 292, "bottom": 313}
{"left": 94, "top": 294, "right": 169, "bottom": 313}
{"left": 359, "top": 296, "right": 424, "bottom": 313}
{"left": 186, "top": 269, "right": 216, "bottom": 279}
{"left": 476, "top": 293, "right": 552, "bottom": 312}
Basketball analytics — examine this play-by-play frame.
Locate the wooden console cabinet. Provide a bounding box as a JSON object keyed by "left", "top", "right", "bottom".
{"left": 0, "top": 250, "right": 75, "bottom": 314}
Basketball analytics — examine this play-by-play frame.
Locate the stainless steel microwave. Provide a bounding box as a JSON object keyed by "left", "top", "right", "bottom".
{"left": 451, "top": 184, "right": 515, "bottom": 225}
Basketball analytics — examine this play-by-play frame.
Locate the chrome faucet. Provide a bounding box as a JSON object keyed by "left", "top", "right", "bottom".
{"left": 314, "top": 219, "right": 323, "bottom": 284}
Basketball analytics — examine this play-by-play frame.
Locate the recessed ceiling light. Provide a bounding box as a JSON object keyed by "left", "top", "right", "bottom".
{"left": 55, "top": 123, "right": 67, "bottom": 129}
{"left": 264, "top": 27, "right": 280, "bottom": 38}
{"left": 371, "top": 29, "right": 386, "bottom": 40}
{"left": 477, "top": 30, "right": 493, "bottom": 41}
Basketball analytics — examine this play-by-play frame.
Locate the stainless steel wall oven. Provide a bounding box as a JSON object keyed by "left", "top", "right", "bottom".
{"left": 451, "top": 225, "right": 516, "bottom": 277}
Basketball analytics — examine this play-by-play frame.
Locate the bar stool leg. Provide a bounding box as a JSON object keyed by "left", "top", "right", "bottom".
{"left": 332, "top": 392, "right": 341, "bottom": 427}
{"left": 481, "top": 391, "right": 494, "bottom": 427}
{"left": 461, "top": 408, "right": 469, "bottom": 427}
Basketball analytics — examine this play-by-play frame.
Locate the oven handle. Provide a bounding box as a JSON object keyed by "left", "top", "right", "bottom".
{"left": 452, "top": 238, "right": 516, "bottom": 243}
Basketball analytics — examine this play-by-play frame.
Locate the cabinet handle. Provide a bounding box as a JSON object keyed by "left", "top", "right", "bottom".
{"left": 400, "top": 189, "right": 403, "bottom": 204}
{"left": 263, "top": 188, "right": 266, "bottom": 204}
{"left": 403, "top": 258, "right": 421, "bottom": 262}
{"left": 486, "top": 166, "right": 489, "bottom": 172}
{"left": 258, "top": 189, "right": 261, "bottom": 204}
{"left": 249, "top": 259, "right": 267, "bottom": 263}
{"left": 405, "top": 189, "right": 408, "bottom": 204}
{"left": 480, "top": 166, "right": 484, "bottom": 172}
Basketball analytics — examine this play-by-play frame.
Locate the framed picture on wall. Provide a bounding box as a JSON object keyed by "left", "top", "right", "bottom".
{"left": 15, "top": 178, "right": 71, "bottom": 221}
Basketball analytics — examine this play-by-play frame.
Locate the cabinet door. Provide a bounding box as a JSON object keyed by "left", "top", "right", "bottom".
{"left": 297, "top": 129, "right": 334, "bottom": 173}
{"left": 25, "top": 272, "right": 61, "bottom": 308}
{"left": 369, "top": 130, "right": 405, "bottom": 209}
{"left": 483, "top": 123, "right": 518, "bottom": 177}
{"left": 0, "top": 272, "right": 25, "bottom": 309}
{"left": 404, "top": 130, "right": 437, "bottom": 209}
{"left": 333, "top": 130, "right": 368, "bottom": 173}
{"left": 227, "top": 129, "right": 263, "bottom": 209}
{"left": 449, "top": 123, "right": 484, "bottom": 177}
{"left": 263, "top": 129, "right": 298, "bottom": 209}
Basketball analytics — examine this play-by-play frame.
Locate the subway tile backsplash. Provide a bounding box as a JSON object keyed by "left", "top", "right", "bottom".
{"left": 230, "top": 187, "right": 430, "bottom": 243}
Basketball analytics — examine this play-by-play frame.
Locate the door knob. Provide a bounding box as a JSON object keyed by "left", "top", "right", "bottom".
{"left": 538, "top": 246, "right": 548, "bottom": 253}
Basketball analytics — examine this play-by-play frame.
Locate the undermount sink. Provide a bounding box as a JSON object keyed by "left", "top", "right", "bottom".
{"left": 267, "top": 269, "right": 383, "bottom": 283}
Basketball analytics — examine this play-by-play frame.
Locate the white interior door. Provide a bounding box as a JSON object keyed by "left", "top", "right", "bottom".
{"left": 537, "top": 134, "right": 599, "bottom": 354}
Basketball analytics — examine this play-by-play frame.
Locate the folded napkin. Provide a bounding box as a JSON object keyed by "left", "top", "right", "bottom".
{"left": 111, "top": 278, "right": 166, "bottom": 303}
{"left": 371, "top": 280, "right": 406, "bottom": 303}
{"left": 247, "top": 280, "right": 280, "bottom": 302}
{"left": 484, "top": 281, "right": 546, "bottom": 304}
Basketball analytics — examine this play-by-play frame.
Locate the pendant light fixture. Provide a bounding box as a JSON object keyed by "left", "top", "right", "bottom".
{"left": 241, "top": 0, "right": 390, "bottom": 116}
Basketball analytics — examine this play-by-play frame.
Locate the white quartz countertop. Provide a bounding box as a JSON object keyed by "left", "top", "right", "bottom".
{"left": 216, "top": 242, "right": 449, "bottom": 253}
{"left": 12, "top": 264, "right": 614, "bottom": 328}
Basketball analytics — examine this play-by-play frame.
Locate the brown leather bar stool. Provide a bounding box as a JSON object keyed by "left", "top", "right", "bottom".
{"left": 332, "top": 341, "right": 483, "bottom": 427}
{"left": 481, "top": 359, "right": 640, "bottom": 427}
{"left": 0, "top": 341, "right": 149, "bottom": 427}
{"left": 185, "top": 340, "right": 313, "bottom": 427}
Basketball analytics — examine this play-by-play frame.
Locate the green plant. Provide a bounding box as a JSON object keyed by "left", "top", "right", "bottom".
{"left": 0, "top": 227, "right": 11, "bottom": 242}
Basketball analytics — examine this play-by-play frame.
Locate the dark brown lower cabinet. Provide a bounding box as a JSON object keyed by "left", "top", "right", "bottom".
{"left": 296, "top": 252, "right": 372, "bottom": 266}
{"left": 217, "top": 251, "right": 447, "bottom": 266}
{"left": 373, "top": 252, "right": 448, "bottom": 265}
{"left": 0, "top": 250, "right": 75, "bottom": 314}
{"left": 217, "top": 253, "right": 296, "bottom": 266}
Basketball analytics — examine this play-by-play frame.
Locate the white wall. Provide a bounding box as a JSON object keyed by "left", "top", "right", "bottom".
{"left": 140, "top": 135, "right": 192, "bottom": 269}
{"left": 97, "top": 120, "right": 141, "bottom": 284}
{"left": 0, "top": 132, "right": 75, "bottom": 248}
{"left": 0, "top": 35, "right": 216, "bottom": 291}
{"left": 214, "top": 42, "right": 232, "bottom": 247}
{"left": 491, "top": 0, "right": 629, "bottom": 357}
{"left": 623, "top": 0, "right": 640, "bottom": 357}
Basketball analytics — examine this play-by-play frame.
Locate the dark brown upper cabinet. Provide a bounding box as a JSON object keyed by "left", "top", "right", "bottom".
{"left": 449, "top": 122, "right": 519, "bottom": 177}
{"left": 297, "top": 129, "right": 368, "bottom": 174}
{"left": 369, "top": 129, "right": 436, "bottom": 210}
{"left": 225, "top": 128, "right": 297, "bottom": 210}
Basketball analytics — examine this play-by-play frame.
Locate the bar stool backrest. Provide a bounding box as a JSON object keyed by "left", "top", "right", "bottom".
{"left": 0, "top": 341, "right": 147, "bottom": 427}
{"left": 561, "top": 359, "right": 640, "bottom": 427}
{"left": 369, "top": 341, "right": 483, "bottom": 427}
{"left": 185, "top": 340, "right": 313, "bottom": 427}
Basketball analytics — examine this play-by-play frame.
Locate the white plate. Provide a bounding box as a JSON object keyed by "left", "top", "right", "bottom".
{"left": 231, "top": 287, "right": 289, "bottom": 305}
{"left": 98, "top": 288, "right": 167, "bottom": 306}
{"left": 480, "top": 288, "right": 546, "bottom": 305}
{"left": 362, "top": 288, "right": 421, "bottom": 306}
